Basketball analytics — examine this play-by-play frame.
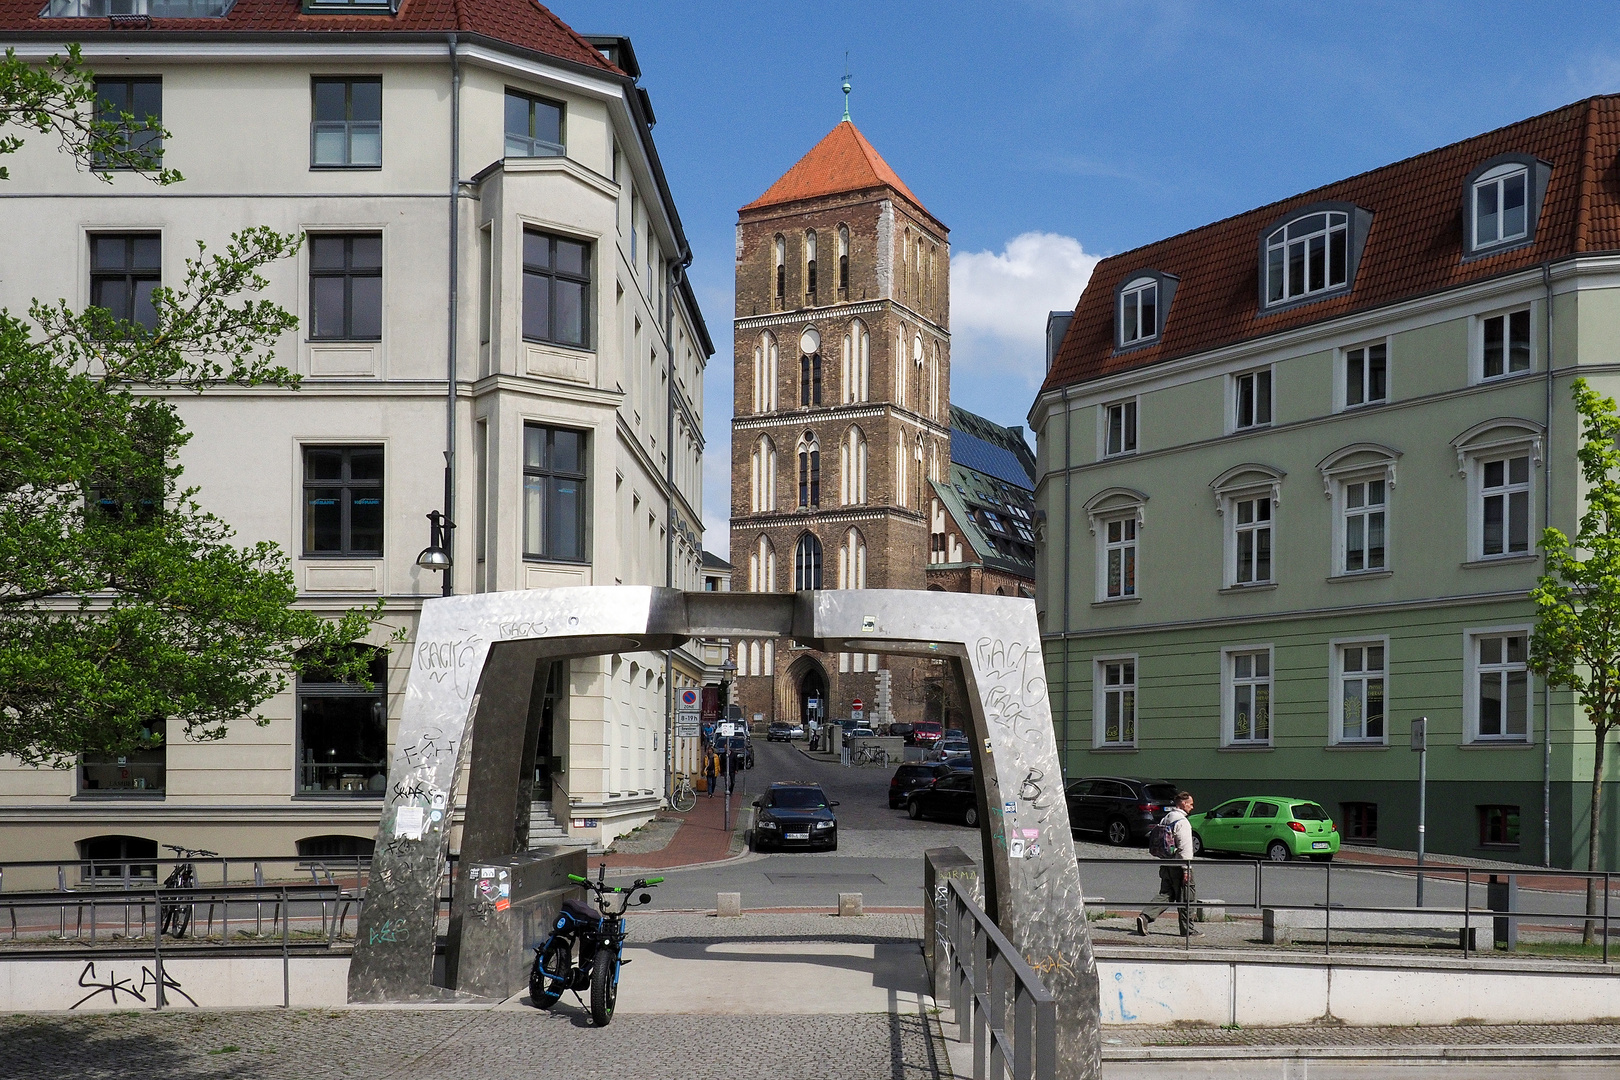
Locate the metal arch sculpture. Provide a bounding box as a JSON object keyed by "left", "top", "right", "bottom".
{"left": 349, "top": 587, "right": 1100, "bottom": 1078}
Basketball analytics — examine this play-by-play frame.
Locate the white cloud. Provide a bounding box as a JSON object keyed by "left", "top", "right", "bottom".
{"left": 950, "top": 231, "right": 1099, "bottom": 386}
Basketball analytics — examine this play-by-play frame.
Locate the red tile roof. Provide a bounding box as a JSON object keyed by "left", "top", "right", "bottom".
{"left": 0, "top": 0, "right": 619, "bottom": 74}
{"left": 1042, "top": 96, "right": 1620, "bottom": 395}
{"left": 741, "top": 119, "right": 938, "bottom": 226}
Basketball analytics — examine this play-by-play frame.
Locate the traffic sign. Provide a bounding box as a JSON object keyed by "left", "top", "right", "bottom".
{"left": 852, "top": 698, "right": 863, "bottom": 710}
{"left": 679, "top": 688, "right": 700, "bottom": 709}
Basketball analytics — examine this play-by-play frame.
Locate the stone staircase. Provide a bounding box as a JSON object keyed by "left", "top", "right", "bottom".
{"left": 529, "top": 801, "right": 595, "bottom": 851}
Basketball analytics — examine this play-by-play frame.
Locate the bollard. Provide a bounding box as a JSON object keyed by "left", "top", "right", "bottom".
{"left": 1196, "top": 898, "right": 1226, "bottom": 923}
{"left": 716, "top": 892, "right": 742, "bottom": 917}
{"left": 838, "top": 892, "right": 863, "bottom": 917}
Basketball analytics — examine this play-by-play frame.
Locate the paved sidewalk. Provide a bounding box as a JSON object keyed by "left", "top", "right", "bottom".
{"left": 598, "top": 788, "right": 750, "bottom": 871}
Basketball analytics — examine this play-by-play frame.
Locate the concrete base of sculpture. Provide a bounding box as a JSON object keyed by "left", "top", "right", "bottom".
{"left": 348, "top": 588, "right": 1101, "bottom": 1078}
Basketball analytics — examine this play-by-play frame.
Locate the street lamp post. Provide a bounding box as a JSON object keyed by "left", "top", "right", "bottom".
{"left": 415, "top": 510, "right": 455, "bottom": 597}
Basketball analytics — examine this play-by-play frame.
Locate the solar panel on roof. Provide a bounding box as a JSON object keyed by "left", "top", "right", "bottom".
{"left": 951, "top": 431, "right": 1034, "bottom": 490}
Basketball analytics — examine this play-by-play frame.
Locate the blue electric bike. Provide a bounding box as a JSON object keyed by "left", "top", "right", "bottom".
{"left": 530, "top": 863, "right": 662, "bottom": 1026}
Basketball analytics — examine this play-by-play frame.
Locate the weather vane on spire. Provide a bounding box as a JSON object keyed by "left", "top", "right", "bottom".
{"left": 841, "top": 53, "right": 851, "bottom": 122}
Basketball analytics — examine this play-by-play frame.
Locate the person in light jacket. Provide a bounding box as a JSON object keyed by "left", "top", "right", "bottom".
{"left": 1137, "top": 791, "right": 1202, "bottom": 937}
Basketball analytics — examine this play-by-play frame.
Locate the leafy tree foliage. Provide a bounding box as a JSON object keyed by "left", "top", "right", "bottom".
{"left": 1531, "top": 378, "right": 1620, "bottom": 942}
{"left": 0, "top": 47, "right": 392, "bottom": 765}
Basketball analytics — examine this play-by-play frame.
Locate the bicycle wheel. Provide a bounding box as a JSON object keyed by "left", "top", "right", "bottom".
{"left": 589, "top": 948, "right": 619, "bottom": 1026}
{"left": 671, "top": 783, "right": 696, "bottom": 814}
{"left": 530, "top": 937, "right": 571, "bottom": 1009}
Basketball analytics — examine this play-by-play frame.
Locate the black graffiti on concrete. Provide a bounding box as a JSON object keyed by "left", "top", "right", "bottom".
{"left": 71, "top": 961, "right": 198, "bottom": 1009}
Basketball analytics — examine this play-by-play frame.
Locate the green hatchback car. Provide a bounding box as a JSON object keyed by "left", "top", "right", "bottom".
{"left": 1188, "top": 796, "right": 1341, "bottom": 862}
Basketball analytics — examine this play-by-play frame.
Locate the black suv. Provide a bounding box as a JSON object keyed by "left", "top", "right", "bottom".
{"left": 1065, "top": 776, "right": 1179, "bottom": 846}
{"left": 752, "top": 782, "right": 839, "bottom": 852}
{"left": 714, "top": 734, "right": 754, "bottom": 770}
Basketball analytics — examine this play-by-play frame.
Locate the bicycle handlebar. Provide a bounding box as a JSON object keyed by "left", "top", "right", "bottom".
{"left": 567, "top": 870, "right": 664, "bottom": 894}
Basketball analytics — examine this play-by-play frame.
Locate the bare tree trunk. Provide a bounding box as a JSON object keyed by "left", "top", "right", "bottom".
{"left": 1586, "top": 722, "right": 1608, "bottom": 946}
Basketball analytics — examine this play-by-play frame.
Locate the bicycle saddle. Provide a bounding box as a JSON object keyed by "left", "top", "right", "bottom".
{"left": 561, "top": 898, "right": 601, "bottom": 924}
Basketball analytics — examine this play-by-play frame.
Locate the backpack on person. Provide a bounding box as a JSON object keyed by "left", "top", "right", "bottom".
{"left": 1148, "top": 814, "right": 1181, "bottom": 859}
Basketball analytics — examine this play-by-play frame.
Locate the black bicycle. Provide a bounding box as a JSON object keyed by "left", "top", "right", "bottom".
{"left": 160, "top": 845, "right": 217, "bottom": 937}
{"left": 530, "top": 863, "right": 662, "bottom": 1026}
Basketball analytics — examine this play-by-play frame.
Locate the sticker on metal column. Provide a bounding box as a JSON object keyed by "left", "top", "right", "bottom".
{"left": 1010, "top": 838, "right": 1026, "bottom": 859}
{"left": 862, "top": 616, "right": 876, "bottom": 632}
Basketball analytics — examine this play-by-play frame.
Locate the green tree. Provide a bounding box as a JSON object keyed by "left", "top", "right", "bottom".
{"left": 1530, "top": 377, "right": 1620, "bottom": 943}
{"left": 0, "top": 47, "right": 393, "bottom": 765}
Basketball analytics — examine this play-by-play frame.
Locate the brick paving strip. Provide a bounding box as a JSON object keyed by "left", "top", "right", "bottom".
{"left": 599, "top": 788, "right": 750, "bottom": 871}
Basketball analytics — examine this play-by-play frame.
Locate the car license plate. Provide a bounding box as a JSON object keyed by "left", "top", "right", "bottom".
{"left": 787, "top": 832, "right": 809, "bottom": 840}
{"left": 1312, "top": 841, "right": 1330, "bottom": 850}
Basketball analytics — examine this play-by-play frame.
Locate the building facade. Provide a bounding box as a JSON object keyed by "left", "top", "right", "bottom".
{"left": 1032, "top": 97, "right": 1620, "bottom": 869}
{"left": 928, "top": 405, "right": 1038, "bottom": 598}
{"left": 0, "top": 0, "right": 712, "bottom": 872}
{"left": 729, "top": 119, "right": 950, "bottom": 730}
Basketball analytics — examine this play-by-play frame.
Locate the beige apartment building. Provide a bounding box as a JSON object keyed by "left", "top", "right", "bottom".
{"left": 0, "top": 0, "right": 713, "bottom": 873}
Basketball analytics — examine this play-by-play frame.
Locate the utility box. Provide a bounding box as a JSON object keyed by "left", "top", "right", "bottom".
{"left": 444, "top": 846, "right": 587, "bottom": 999}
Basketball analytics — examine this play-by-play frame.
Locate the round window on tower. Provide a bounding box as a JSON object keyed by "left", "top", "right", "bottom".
{"left": 800, "top": 327, "right": 821, "bottom": 355}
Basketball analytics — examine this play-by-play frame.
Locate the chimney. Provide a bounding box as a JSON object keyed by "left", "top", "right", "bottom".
{"left": 1045, "top": 311, "right": 1073, "bottom": 373}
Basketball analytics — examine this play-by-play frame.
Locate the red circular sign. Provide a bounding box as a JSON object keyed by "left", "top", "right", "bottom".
{"left": 852, "top": 698, "right": 863, "bottom": 709}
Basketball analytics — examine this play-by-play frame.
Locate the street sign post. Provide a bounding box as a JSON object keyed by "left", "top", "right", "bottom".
{"left": 851, "top": 696, "right": 864, "bottom": 722}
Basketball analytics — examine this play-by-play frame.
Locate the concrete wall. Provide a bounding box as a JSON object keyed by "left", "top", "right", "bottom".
{"left": 1097, "top": 951, "right": 1620, "bottom": 1027}
{"left": 0, "top": 955, "right": 349, "bottom": 1011}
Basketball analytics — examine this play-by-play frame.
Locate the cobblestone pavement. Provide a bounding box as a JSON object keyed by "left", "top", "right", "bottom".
{"left": 1104, "top": 1022, "right": 1620, "bottom": 1048}
{"left": 0, "top": 1009, "right": 949, "bottom": 1080}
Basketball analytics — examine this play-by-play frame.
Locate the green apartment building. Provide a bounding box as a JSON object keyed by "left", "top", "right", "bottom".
{"left": 1030, "top": 96, "right": 1620, "bottom": 869}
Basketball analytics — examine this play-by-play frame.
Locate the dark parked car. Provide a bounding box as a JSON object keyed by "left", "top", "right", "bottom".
{"left": 907, "top": 770, "right": 979, "bottom": 826}
{"left": 766, "top": 722, "right": 794, "bottom": 743}
{"left": 1065, "top": 776, "right": 1179, "bottom": 846}
{"left": 908, "top": 721, "right": 944, "bottom": 747}
{"left": 888, "top": 762, "right": 956, "bottom": 808}
{"left": 714, "top": 734, "right": 754, "bottom": 770}
{"left": 752, "top": 782, "right": 839, "bottom": 852}
{"left": 885, "top": 722, "right": 916, "bottom": 740}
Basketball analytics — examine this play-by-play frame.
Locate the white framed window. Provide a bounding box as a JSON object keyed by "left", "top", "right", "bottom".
{"left": 1332, "top": 638, "right": 1387, "bottom": 744}
{"left": 1473, "top": 164, "right": 1529, "bottom": 250}
{"left": 1341, "top": 476, "right": 1386, "bottom": 574}
{"left": 1479, "top": 308, "right": 1532, "bottom": 381}
{"left": 1119, "top": 277, "right": 1158, "bottom": 344}
{"left": 1232, "top": 367, "right": 1273, "bottom": 430}
{"left": 1222, "top": 646, "right": 1273, "bottom": 746}
{"left": 1094, "top": 656, "right": 1137, "bottom": 748}
{"left": 1343, "top": 341, "right": 1387, "bottom": 408}
{"left": 1230, "top": 495, "right": 1272, "bottom": 585}
{"left": 1103, "top": 399, "right": 1137, "bottom": 457}
{"left": 1265, "top": 211, "right": 1348, "bottom": 304}
{"left": 1465, "top": 627, "right": 1532, "bottom": 742}
{"left": 1101, "top": 516, "right": 1137, "bottom": 600}
{"left": 1479, "top": 452, "right": 1532, "bottom": 559}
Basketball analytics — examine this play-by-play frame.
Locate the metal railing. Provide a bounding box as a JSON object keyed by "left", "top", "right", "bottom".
{"left": 0, "top": 854, "right": 456, "bottom": 951}
{"left": 943, "top": 875, "right": 1057, "bottom": 1080}
{"left": 1075, "top": 855, "right": 1620, "bottom": 961}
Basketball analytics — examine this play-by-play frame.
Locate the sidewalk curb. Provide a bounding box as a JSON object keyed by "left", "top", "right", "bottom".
{"left": 602, "top": 808, "right": 759, "bottom": 874}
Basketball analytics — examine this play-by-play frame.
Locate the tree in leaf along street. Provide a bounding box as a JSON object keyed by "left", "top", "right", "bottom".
{"left": 1530, "top": 377, "right": 1620, "bottom": 943}
{"left": 0, "top": 46, "right": 395, "bottom": 766}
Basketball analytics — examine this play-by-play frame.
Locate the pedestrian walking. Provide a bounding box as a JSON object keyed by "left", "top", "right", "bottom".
{"left": 1137, "top": 790, "right": 1201, "bottom": 937}
{"left": 704, "top": 748, "right": 718, "bottom": 797}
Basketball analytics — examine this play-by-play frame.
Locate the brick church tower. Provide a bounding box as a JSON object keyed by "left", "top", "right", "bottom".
{"left": 729, "top": 118, "right": 950, "bottom": 730}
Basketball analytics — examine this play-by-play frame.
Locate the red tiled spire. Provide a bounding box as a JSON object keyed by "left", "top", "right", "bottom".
{"left": 742, "top": 120, "right": 931, "bottom": 218}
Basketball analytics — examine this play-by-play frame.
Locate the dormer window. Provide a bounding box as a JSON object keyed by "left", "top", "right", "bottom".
{"left": 1121, "top": 279, "right": 1156, "bottom": 343}
{"left": 1267, "top": 211, "right": 1346, "bottom": 302}
{"left": 1464, "top": 155, "right": 1550, "bottom": 258}
{"left": 1474, "top": 165, "right": 1527, "bottom": 248}
{"left": 1260, "top": 202, "right": 1371, "bottom": 311}
{"left": 1113, "top": 269, "right": 1177, "bottom": 351}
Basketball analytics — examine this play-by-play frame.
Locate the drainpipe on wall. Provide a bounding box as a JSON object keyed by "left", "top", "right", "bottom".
{"left": 441, "top": 34, "right": 462, "bottom": 597}
{"left": 1061, "top": 386, "right": 1074, "bottom": 766}
{"left": 1543, "top": 260, "right": 1555, "bottom": 867}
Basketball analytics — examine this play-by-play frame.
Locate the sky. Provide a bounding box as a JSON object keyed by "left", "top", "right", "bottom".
{"left": 547, "top": 0, "right": 1620, "bottom": 543}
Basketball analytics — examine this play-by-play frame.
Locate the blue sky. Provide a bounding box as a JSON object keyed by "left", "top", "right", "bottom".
{"left": 548, "top": 0, "right": 1620, "bottom": 541}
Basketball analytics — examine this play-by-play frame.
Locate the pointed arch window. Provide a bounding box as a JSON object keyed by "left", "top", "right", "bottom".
{"left": 774, "top": 235, "right": 786, "bottom": 301}
{"left": 753, "top": 330, "right": 778, "bottom": 412}
{"left": 805, "top": 229, "right": 818, "bottom": 297}
{"left": 842, "top": 318, "right": 870, "bottom": 403}
{"left": 894, "top": 329, "right": 907, "bottom": 404}
{"left": 912, "top": 333, "right": 925, "bottom": 413}
{"left": 750, "top": 434, "right": 777, "bottom": 512}
{"left": 795, "top": 532, "right": 823, "bottom": 590}
{"left": 749, "top": 534, "right": 776, "bottom": 592}
{"left": 837, "top": 224, "right": 849, "bottom": 292}
{"left": 798, "top": 432, "right": 820, "bottom": 507}
{"left": 838, "top": 527, "right": 867, "bottom": 588}
{"left": 799, "top": 337, "right": 822, "bottom": 407}
{"left": 841, "top": 425, "right": 868, "bottom": 505}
